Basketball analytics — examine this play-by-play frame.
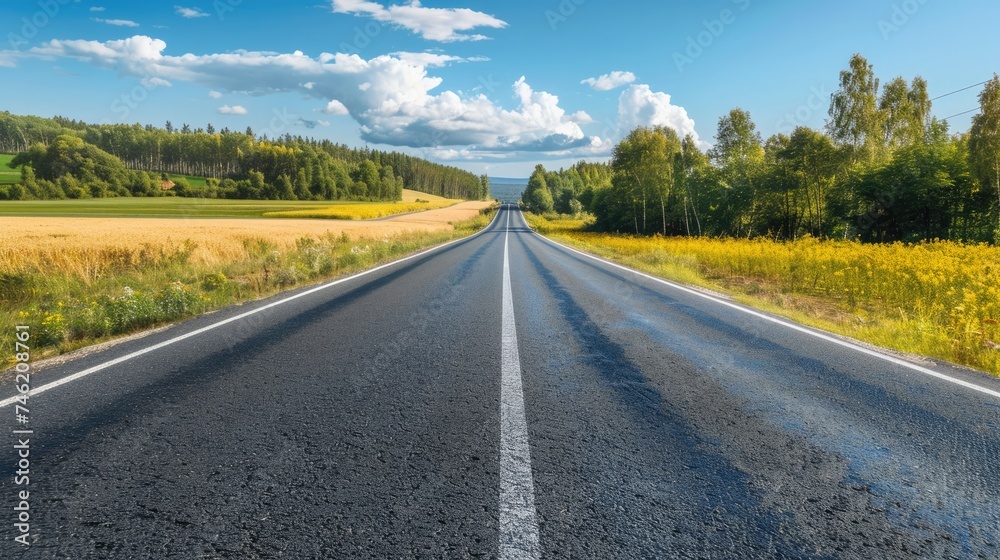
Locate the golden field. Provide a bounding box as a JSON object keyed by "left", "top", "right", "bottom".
{"left": 400, "top": 190, "right": 450, "bottom": 202}
{"left": 2, "top": 201, "right": 491, "bottom": 271}
{"left": 263, "top": 199, "right": 460, "bottom": 220}
{"left": 0, "top": 201, "right": 495, "bottom": 367}
{"left": 528, "top": 215, "right": 1000, "bottom": 376}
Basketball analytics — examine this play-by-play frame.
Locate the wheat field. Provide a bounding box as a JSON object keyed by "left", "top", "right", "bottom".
{"left": 0, "top": 201, "right": 495, "bottom": 365}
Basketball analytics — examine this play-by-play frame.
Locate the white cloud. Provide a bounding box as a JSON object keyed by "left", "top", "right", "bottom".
{"left": 0, "top": 49, "right": 21, "bottom": 67}
{"left": 28, "top": 35, "right": 601, "bottom": 155}
{"left": 581, "top": 71, "right": 636, "bottom": 92}
{"left": 217, "top": 105, "right": 248, "bottom": 115}
{"left": 390, "top": 51, "right": 467, "bottom": 68}
{"left": 331, "top": 0, "right": 507, "bottom": 42}
{"left": 617, "top": 84, "right": 704, "bottom": 146}
{"left": 90, "top": 7, "right": 106, "bottom": 12}
{"left": 175, "top": 6, "right": 210, "bottom": 18}
{"left": 208, "top": 90, "right": 223, "bottom": 99}
{"left": 93, "top": 18, "right": 140, "bottom": 27}
{"left": 321, "top": 100, "right": 349, "bottom": 115}
{"left": 141, "top": 76, "right": 172, "bottom": 87}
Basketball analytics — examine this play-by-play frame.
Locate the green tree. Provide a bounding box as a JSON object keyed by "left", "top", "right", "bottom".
{"left": 776, "top": 127, "right": 840, "bottom": 237}
{"left": 523, "top": 164, "right": 554, "bottom": 213}
{"left": 880, "top": 76, "right": 931, "bottom": 151}
{"left": 354, "top": 160, "right": 380, "bottom": 199}
{"left": 712, "top": 109, "right": 765, "bottom": 237}
{"left": 677, "top": 134, "right": 709, "bottom": 236}
{"left": 829, "top": 54, "right": 883, "bottom": 166}
{"left": 479, "top": 174, "right": 490, "bottom": 200}
{"left": 969, "top": 74, "right": 1000, "bottom": 243}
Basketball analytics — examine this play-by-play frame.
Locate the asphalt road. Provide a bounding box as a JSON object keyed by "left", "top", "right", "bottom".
{"left": 2, "top": 204, "right": 999, "bottom": 558}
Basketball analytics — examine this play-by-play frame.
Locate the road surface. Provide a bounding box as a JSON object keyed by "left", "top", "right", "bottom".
{"left": 2, "top": 204, "right": 999, "bottom": 558}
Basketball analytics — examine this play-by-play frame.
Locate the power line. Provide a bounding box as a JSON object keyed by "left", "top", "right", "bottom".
{"left": 930, "top": 80, "right": 990, "bottom": 101}
{"left": 942, "top": 108, "right": 979, "bottom": 120}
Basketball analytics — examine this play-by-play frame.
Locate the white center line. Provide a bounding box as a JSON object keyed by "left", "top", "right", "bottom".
{"left": 499, "top": 205, "right": 541, "bottom": 559}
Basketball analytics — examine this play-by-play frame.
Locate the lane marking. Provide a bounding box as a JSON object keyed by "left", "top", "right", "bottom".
{"left": 0, "top": 207, "right": 506, "bottom": 409}
{"left": 518, "top": 208, "right": 1000, "bottom": 401}
{"left": 500, "top": 205, "right": 542, "bottom": 560}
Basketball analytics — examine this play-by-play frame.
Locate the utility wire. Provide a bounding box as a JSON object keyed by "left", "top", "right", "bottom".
{"left": 942, "top": 108, "right": 979, "bottom": 120}
{"left": 931, "top": 80, "right": 989, "bottom": 101}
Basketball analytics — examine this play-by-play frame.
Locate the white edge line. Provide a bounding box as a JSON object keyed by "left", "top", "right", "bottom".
{"left": 519, "top": 208, "right": 1000, "bottom": 401}
{"left": 0, "top": 206, "right": 505, "bottom": 409}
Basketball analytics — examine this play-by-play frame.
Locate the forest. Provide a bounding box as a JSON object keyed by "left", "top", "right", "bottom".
{"left": 523, "top": 55, "right": 1000, "bottom": 244}
{"left": 0, "top": 113, "right": 489, "bottom": 202}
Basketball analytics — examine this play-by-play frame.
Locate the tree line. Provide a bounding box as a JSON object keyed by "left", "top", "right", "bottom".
{"left": 0, "top": 112, "right": 489, "bottom": 201}
{"left": 524, "top": 54, "right": 1000, "bottom": 244}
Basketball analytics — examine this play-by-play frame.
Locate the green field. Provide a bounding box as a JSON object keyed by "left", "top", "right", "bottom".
{"left": 0, "top": 197, "right": 367, "bottom": 218}
{"left": 167, "top": 173, "right": 209, "bottom": 188}
{"left": 0, "top": 154, "right": 20, "bottom": 184}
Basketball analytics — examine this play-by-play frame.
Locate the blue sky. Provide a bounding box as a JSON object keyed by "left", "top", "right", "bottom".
{"left": 0, "top": 0, "right": 996, "bottom": 177}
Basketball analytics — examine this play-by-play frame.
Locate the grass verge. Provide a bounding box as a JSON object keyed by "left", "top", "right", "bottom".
{"left": 1, "top": 205, "right": 498, "bottom": 371}
{"left": 525, "top": 212, "right": 1000, "bottom": 377}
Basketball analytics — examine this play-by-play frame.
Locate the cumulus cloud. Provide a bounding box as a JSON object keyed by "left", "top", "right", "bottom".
{"left": 175, "top": 6, "right": 210, "bottom": 18}
{"left": 581, "top": 71, "right": 636, "bottom": 92}
{"left": 617, "top": 84, "right": 703, "bottom": 146}
{"left": 331, "top": 0, "right": 507, "bottom": 42}
{"left": 320, "top": 99, "right": 349, "bottom": 115}
{"left": 217, "top": 105, "right": 248, "bottom": 115}
{"left": 93, "top": 18, "right": 140, "bottom": 27}
{"left": 27, "top": 35, "right": 605, "bottom": 156}
{"left": 208, "top": 90, "right": 223, "bottom": 99}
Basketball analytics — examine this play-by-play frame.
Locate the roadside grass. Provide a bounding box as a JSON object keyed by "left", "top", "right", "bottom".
{"left": 525, "top": 213, "right": 1000, "bottom": 377}
{"left": 263, "top": 199, "right": 460, "bottom": 220}
{"left": 0, "top": 204, "right": 498, "bottom": 371}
